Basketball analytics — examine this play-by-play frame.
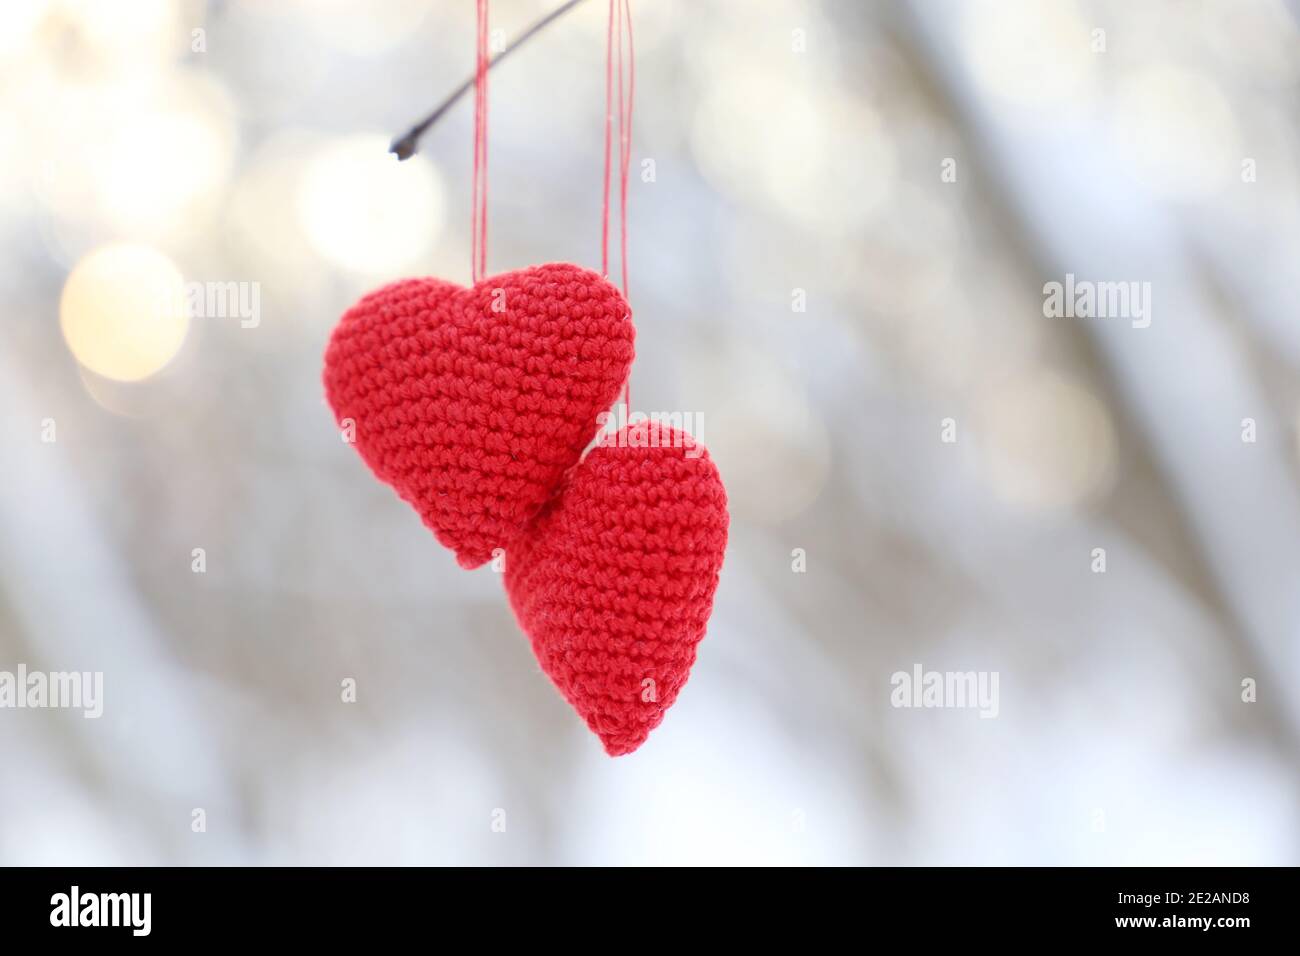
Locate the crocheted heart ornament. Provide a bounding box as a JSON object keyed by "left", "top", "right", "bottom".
{"left": 504, "top": 421, "right": 729, "bottom": 755}
{"left": 323, "top": 263, "right": 635, "bottom": 569}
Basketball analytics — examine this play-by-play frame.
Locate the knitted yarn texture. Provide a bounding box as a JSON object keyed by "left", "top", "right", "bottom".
{"left": 323, "top": 263, "right": 635, "bottom": 568}
{"left": 504, "top": 421, "right": 729, "bottom": 755}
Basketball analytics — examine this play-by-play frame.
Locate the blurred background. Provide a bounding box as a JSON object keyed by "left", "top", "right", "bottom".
{"left": 1, "top": 0, "right": 1298, "bottom": 865}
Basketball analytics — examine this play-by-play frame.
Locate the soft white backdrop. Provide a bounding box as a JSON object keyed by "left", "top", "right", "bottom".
{"left": 0, "top": 0, "right": 1297, "bottom": 865}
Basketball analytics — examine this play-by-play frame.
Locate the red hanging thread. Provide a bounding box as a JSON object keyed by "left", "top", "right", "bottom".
{"left": 601, "top": 0, "right": 635, "bottom": 409}
{"left": 616, "top": 0, "right": 634, "bottom": 301}
{"left": 471, "top": 0, "right": 490, "bottom": 284}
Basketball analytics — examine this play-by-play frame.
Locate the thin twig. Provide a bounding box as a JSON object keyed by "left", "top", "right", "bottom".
{"left": 390, "top": 0, "right": 591, "bottom": 160}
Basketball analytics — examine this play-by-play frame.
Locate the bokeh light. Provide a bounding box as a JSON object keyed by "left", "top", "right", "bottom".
{"left": 97, "top": 74, "right": 237, "bottom": 238}
{"left": 963, "top": 0, "right": 1095, "bottom": 107}
{"left": 1112, "top": 65, "right": 1240, "bottom": 201}
{"left": 284, "top": 0, "right": 431, "bottom": 57}
{"left": 59, "top": 243, "right": 189, "bottom": 382}
{"left": 53, "top": 0, "right": 185, "bottom": 74}
{"left": 296, "top": 135, "right": 444, "bottom": 275}
{"left": 690, "top": 51, "right": 895, "bottom": 233}
{"left": 0, "top": 0, "right": 49, "bottom": 59}
{"left": 976, "top": 370, "right": 1117, "bottom": 511}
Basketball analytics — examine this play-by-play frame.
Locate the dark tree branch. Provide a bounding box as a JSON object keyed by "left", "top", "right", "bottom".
{"left": 390, "top": 0, "right": 591, "bottom": 160}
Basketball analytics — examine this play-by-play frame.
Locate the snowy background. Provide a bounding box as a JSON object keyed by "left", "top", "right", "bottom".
{"left": 1, "top": 0, "right": 1297, "bottom": 864}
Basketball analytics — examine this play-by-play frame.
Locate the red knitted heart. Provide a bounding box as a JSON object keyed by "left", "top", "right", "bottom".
{"left": 323, "top": 263, "right": 635, "bottom": 569}
{"left": 505, "top": 421, "right": 729, "bottom": 755}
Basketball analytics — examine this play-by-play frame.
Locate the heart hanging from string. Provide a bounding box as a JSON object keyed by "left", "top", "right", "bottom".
{"left": 324, "top": 0, "right": 634, "bottom": 568}
{"left": 322, "top": 0, "right": 728, "bottom": 755}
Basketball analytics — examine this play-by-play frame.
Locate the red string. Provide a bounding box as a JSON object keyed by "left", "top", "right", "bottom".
{"left": 617, "top": 0, "right": 633, "bottom": 301}
{"left": 471, "top": 0, "right": 490, "bottom": 284}
{"left": 602, "top": 0, "right": 634, "bottom": 409}
{"left": 600, "top": 1, "right": 614, "bottom": 280}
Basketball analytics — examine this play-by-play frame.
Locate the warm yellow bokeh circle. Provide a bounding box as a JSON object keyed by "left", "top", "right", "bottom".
{"left": 59, "top": 243, "right": 189, "bottom": 382}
